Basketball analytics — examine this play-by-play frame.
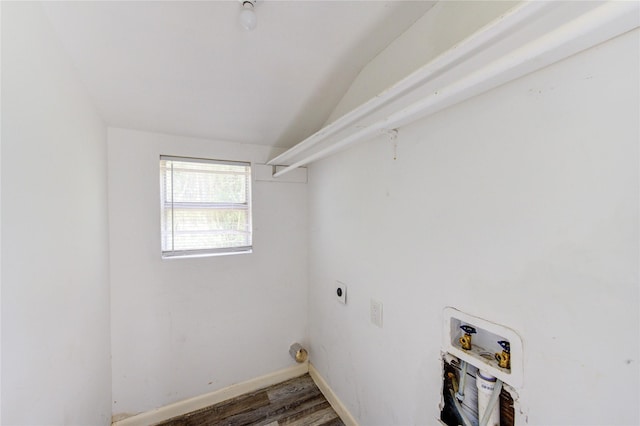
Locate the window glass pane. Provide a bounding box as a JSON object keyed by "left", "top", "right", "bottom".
{"left": 170, "top": 163, "right": 248, "bottom": 204}
{"left": 160, "top": 157, "right": 252, "bottom": 256}
{"left": 171, "top": 208, "right": 250, "bottom": 250}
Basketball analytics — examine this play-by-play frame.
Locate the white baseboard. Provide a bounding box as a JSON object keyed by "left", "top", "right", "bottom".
{"left": 112, "top": 363, "right": 309, "bottom": 426}
{"left": 308, "top": 362, "right": 359, "bottom": 426}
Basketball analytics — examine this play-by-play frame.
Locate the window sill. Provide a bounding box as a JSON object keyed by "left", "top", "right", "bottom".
{"left": 162, "top": 248, "right": 253, "bottom": 260}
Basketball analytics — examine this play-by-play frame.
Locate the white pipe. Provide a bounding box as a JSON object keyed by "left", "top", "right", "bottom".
{"left": 479, "top": 380, "right": 503, "bottom": 426}
{"left": 477, "top": 370, "right": 502, "bottom": 426}
{"left": 449, "top": 389, "right": 474, "bottom": 426}
{"left": 267, "top": 0, "right": 551, "bottom": 167}
{"left": 455, "top": 361, "right": 468, "bottom": 402}
{"left": 272, "top": 1, "right": 639, "bottom": 178}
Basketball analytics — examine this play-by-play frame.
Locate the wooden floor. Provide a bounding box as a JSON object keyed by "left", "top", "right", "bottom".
{"left": 156, "top": 374, "right": 345, "bottom": 426}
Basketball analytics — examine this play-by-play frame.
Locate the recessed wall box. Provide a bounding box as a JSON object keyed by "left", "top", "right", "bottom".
{"left": 443, "top": 307, "right": 523, "bottom": 388}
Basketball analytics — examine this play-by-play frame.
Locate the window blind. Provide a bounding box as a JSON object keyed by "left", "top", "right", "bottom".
{"left": 160, "top": 156, "right": 252, "bottom": 257}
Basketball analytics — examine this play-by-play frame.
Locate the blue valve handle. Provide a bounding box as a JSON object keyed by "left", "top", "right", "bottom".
{"left": 460, "top": 325, "right": 476, "bottom": 335}
{"left": 498, "top": 340, "right": 510, "bottom": 353}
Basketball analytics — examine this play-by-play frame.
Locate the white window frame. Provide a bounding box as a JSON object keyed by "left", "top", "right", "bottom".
{"left": 160, "top": 155, "right": 252, "bottom": 258}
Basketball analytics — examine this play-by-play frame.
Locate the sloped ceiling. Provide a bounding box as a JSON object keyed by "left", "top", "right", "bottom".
{"left": 42, "top": 1, "right": 435, "bottom": 149}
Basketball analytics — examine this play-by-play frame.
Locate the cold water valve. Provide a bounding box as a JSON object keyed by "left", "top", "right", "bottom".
{"left": 495, "top": 340, "right": 511, "bottom": 369}
{"left": 459, "top": 325, "right": 477, "bottom": 350}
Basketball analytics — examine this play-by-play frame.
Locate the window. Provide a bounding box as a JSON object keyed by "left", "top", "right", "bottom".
{"left": 160, "top": 156, "right": 252, "bottom": 257}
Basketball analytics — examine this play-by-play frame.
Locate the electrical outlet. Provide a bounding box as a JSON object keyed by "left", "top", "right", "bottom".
{"left": 335, "top": 281, "right": 347, "bottom": 304}
{"left": 371, "top": 299, "right": 383, "bottom": 327}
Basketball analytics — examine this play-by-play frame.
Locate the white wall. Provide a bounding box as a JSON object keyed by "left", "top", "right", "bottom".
{"left": 326, "top": 0, "right": 518, "bottom": 124}
{"left": 108, "top": 128, "right": 308, "bottom": 417}
{"left": 308, "top": 27, "right": 639, "bottom": 426}
{"left": 1, "top": 2, "right": 111, "bottom": 425}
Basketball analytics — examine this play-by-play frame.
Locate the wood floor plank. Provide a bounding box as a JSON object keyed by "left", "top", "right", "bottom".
{"left": 277, "top": 397, "right": 332, "bottom": 425}
{"left": 283, "top": 406, "right": 339, "bottom": 426}
{"left": 155, "top": 374, "right": 345, "bottom": 426}
{"left": 195, "top": 391, "right": 270, "bottom": 423}
{"left": 157, "top": 390, "right": 270, "bottom": 425}
{"left": 316, "top": 418, "right": 346, "bottom": 426}
{"left": 267, "top": 375, "right": 318, "bottom": 402}
{"left": 220, "top": 384, "right": 322, "bottom": 424}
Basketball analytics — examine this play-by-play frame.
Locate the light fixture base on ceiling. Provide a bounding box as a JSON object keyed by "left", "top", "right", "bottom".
{"left": 239, "top": 0, "right": 257, "bottom": 31}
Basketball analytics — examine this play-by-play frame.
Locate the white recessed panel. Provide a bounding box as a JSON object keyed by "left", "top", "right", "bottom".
{"left": 443, "top": 307, "right": 523, "bottom": 388}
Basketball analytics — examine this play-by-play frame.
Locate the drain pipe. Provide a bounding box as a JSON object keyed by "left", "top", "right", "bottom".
{"left": 477, "top": 370, "right": 503, "bottom": 426}
{"left": 455, "top": 361, "right": 468, "bottom": 402}
{"left": 447, "top": 361, "right": 472, "bottom": 426}
{"left": 449, "top": 388, "right": 474, "bottom": 426}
